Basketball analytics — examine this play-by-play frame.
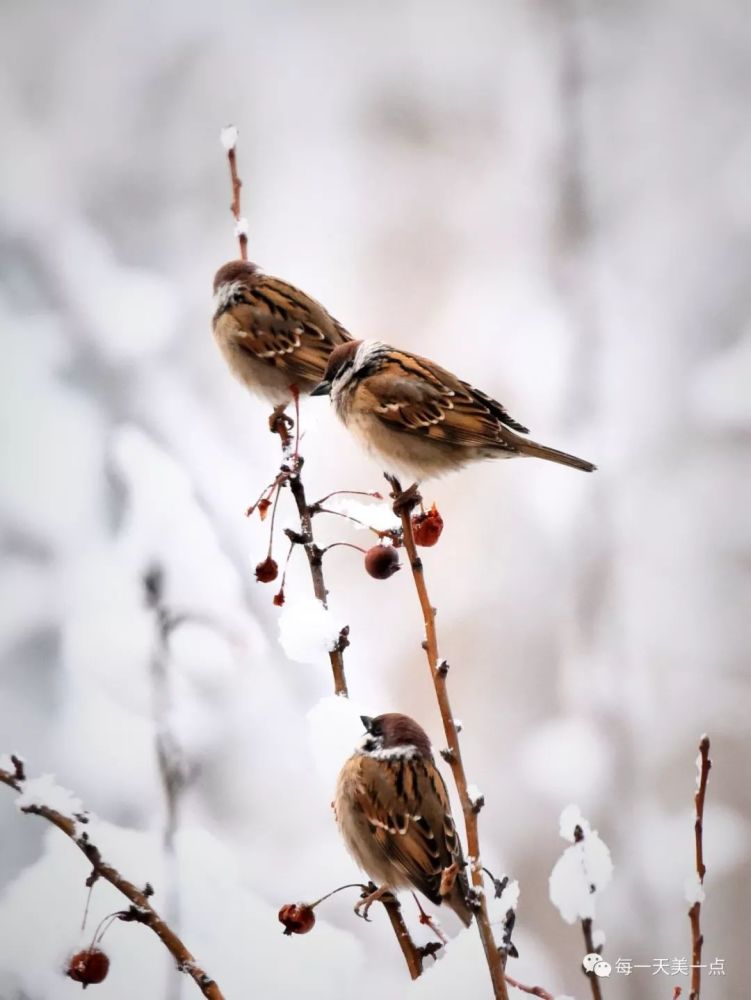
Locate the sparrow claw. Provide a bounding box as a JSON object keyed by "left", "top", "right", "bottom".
{"left": 385, "top": 475, "right": 422, "bottom": 516}
{"left": 354, "top": 884, "right": 389, "bottom": 921}
{"left": 268, "top": 404, "right": 294, "bottom": 442}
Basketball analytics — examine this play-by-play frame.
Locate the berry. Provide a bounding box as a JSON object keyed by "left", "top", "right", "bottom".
{"left": 364, "top": 545, "right": 400, "bottom": 580}
{"left": 412, "top": 504, "right": 444, "bottom": 547}
{"left": 67, "top": 948, "right": 110, "bottom": 987}
{"left": 255, "top": 557, "right": 279, "bottom": 583}
{"left": 278, "top": 902, "right": 316, "bottom": 935}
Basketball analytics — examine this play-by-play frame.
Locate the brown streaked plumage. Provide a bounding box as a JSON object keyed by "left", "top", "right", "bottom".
{"left": 211, "top": 260, "right": 351, "bottom": 404}
{"left": 335, "top": 712, "right": 473, "bottom": 926}
{"left": 312, "top": 340, "right": 597, "bottom": 479}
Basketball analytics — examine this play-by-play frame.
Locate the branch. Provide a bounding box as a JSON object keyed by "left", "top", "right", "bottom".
{"left": 0, "top": 760, "right": 224, "bottom": 1000}
{"left": 386, "top": 476, "right": 510, "bottom": 1000}
{"left": 688, "top": 735, "right": 712, "bottom": 1000}
{"left": 580, "top": 917, "right": 603, "bottom": 1000}
{"left": 220, "top": 125, "right": 248, "bottom": 261}
{"left": 504, "top": 974, "right": 554, "bottom": 1000}
{"left": 286, "top": 454, "right": 349, "bottom": 696}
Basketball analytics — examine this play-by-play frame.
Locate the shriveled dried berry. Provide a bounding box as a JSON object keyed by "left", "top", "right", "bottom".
{"left": 255, "top": 556, "right": 279, "bottom": 583}
{"left": 364, "top": 545, "right": 400, "bottom": 580}
{"left": 412, "top": 504, "right": 444, "bottom": 547}
{"left": 67, "top": 948, "right": 110, "bottom": 987}
{"left": 279, "top": 902, "right": 316, "bottom": 935}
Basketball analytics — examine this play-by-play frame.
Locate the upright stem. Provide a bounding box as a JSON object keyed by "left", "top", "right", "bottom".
{"left": 580, "top": 918, "right": 603, "bottom": 1000}
{"left": 387, "top": 477, "right": 509, "bottom": 1000}
{"left": 689, "top": 736, "right": 711, "bottom": 1000}
{"left": 286, "top": 456, "right": 348, "bottom": 697}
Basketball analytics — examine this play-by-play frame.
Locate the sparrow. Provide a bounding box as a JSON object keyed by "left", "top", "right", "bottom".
{"left": 335, "top": 712, "right": 473, "bottom": 926}
{"left": 312, "top": 340, "right": 596, "bottom": 479}
{"left": 212, "top": 260, "right": 352, "bottom": 404}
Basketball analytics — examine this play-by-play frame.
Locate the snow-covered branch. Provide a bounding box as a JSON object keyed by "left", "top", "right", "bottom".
{"left": 0, "top": 758, "right": 224, "bottom": 1000}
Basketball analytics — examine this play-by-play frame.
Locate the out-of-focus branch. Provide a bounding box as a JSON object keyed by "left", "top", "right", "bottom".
{"left": 688, "top": 735, "right": 712, "bottom": 1000}
{"left": 386, "top": 476, "right": 510, "bottom": 1000}
{"left": 580, "top": 915, "right": 603, "bottom": 1000}
{"left": 504, "top": 975, "right": 554, "bottom": 1000}
{"left": 0, "top": 758, "right": 224, "bottom": 1000}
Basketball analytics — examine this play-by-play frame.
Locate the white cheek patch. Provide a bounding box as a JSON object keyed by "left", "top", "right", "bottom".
{"left": 213, "top": 280, "right": 244, "bottom": 314}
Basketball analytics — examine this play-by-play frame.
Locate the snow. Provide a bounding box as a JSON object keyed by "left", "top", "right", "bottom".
{"left": 326, "top": 496, "right": 400, "bottom": 533}
{"left": 684, "top": 873, "right": 706, "bottom": 905}
{"left": 278, "top": 595, "right": 344, "bottom": 665}
{"left": 467, "top": 784, "right": 484, "bottom": 808}
{"left": 219, "top": 125, "right": 238, "bottom": 150}
{"left": 15, "top": 775, "right": 85, "bottom": 817}
{"left": 487, "top": 876, "right": 520, "bottom": 926}
{"left": 549, "top": 806, "right": 613, "bottom": 924}
{"left": 558, "top": 804, "right": 588, "bottom": 843}
{"left": 234, "top": 216, "right": 249, "bottom": 238}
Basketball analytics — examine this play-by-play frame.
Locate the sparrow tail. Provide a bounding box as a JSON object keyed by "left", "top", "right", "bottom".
{"left": 517, "top": 439, "right": 597, "bottom": 473}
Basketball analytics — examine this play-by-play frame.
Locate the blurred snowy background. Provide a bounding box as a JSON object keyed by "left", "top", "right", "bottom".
{"left": 1, "top": 1, "right": 749, "bottom": 998}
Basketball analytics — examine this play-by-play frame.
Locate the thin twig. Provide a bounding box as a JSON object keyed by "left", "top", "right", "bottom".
{"left": 504, "top": 974, "right": 554, "bottom": 1000}
{"left": 0, "top": 763, "right": 224, "bottom": 1000}
{"left": 386, "top": 475, "right": 509, "bottom": 1000}
{"left": 581, "top": 917, "right": 603, "bottom": 1000}
{"left": 689, "top": 735, "right": 711, "bottom": 1000}
{"left": 222, "top": 126, "right": 248, "bottom": 261}
{"left": 285, "top": 454, "right": 348, "bottom": 697}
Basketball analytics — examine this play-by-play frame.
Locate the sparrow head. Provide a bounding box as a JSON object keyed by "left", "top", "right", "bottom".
{"left": 212, "top": 260, "right": 259, "bottom": 293}
{"left": 212, "top": 260, "right": 259, "bottom": 314}
{"left": 311, "top": 340, "right": 386, "bottom": 397}
{"left": 358, "top": 712, "right": 432, "bottom": 760}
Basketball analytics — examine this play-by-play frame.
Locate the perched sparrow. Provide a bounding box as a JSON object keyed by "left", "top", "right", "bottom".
{"left": 312, "top": 340, "right": 596, "bottom": 479}
{"left": 335, "top": 712, "right": 473, "bottom": 926}
{"left": 212, "top": 260, "right": 351, "bottom": 404}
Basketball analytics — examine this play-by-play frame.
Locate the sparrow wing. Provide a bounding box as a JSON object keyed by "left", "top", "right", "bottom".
{"left": 225, "top": 276, "right": 351, "bottom": 383}
{"left": 354, "top": 755, "right": 465, "bottom": 909}
{"left": 362, "top": 351, "right": 528, "bottom": 448}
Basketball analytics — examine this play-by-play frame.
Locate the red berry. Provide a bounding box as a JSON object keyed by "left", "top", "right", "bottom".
{"left": 272, "top": 589, "right": 286, "bottom": 607}
{"left": 278, "top": 902, "right": 316, "bottom": 935}
{"left": 67, "top": 948, "right": 110, "bottom": 986}
{"left": 364, "top": 545, "right": 400, "bottom": 580}
{"left": 255, "top": 557, "right": 279, "bottom": 583}
{"left": 412, "top": 504, "right": 444, "bottom": 547}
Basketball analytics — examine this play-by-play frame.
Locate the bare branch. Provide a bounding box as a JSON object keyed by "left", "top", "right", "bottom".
{"left": 689, "top": 735, "right": 712, "bottom": 1000}
{"left": 504, "top": 973, "right": 554, "bottom": 1000}
{"left": 0, "top": 765, "right": 224, "bottom": 1000}
{"left": 386, "top": 475, "right": 510, "bottom": 1000}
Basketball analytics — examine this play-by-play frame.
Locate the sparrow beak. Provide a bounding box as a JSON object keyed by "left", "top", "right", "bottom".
{"left": 310, "top": 380, "right": 331, "bottom": 397}
{"left": 360, "top": 715, "right": 374, "bottom": 733}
